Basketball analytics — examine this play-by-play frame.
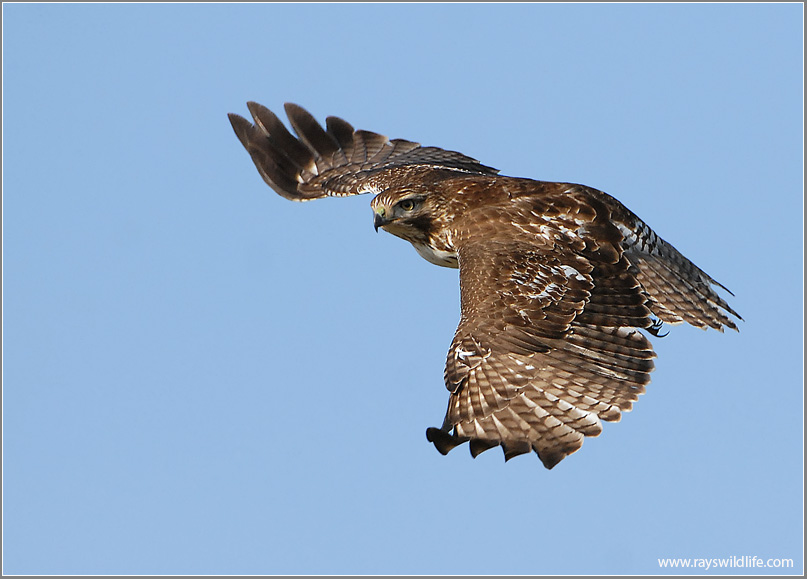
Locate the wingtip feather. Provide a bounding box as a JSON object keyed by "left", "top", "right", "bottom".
{"left": 227, "top": 113, "right": 254, "bottom": 149}
{"left": 426, "top": 427, "right": 464, "bottom": 455}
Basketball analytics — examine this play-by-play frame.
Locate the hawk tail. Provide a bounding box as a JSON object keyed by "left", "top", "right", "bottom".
{"left": 620, "top": 222, "right": 741, "bottom": 331}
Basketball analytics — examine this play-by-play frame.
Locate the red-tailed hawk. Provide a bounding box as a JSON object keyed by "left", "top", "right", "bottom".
{"left": 228, "top": 102, "right": 741, "bottom": 469}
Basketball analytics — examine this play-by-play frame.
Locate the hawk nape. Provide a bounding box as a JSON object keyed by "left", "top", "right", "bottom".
{"left": 228, "top": 102, "right": 741, "bottom": 470}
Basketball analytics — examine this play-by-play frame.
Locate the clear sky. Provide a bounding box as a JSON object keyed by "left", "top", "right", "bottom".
{"left": 3, "top": 3, "right": 803, "bottom": 576}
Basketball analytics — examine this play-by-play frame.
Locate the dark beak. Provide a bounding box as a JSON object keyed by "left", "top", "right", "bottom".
{"left": 373, "top": 212, "right": 387, "bottom": 232}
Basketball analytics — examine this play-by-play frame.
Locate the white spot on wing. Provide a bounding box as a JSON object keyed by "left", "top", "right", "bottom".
{"left": 358, "top": 183, "right": 383, "bottom": 195}
{"left": 532, "top": 282, "right": 561, "bottom": 300}
{"left": 559, "top": 264, "right": 587, "bottom": 281}
{"left": 456, "top": 348, "right": 475, "bottom": 360}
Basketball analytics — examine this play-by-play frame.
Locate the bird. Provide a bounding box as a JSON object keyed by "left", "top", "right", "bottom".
{"left": 227, "top": 102, "right": 741, "bottom": 469}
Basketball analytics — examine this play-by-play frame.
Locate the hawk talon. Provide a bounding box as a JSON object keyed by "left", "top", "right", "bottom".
{"left": 647, "top": 319, "right": 669, "bottom": 338}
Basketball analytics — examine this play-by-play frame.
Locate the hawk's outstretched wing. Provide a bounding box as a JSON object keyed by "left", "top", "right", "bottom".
{"left": 228, "top": 102, "right": 498, "bottom": 201}
{"left": 426, "top": 192, "right": 658, "bottom": 468}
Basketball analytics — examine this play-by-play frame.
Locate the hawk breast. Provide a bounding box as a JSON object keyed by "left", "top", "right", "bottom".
{"left": 411, "top": 241, "right": 458, "bottom": 268}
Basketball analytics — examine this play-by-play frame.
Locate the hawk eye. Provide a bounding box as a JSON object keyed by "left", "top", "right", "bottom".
{"left": 399, "top": 199, "right": 416, "bottom": 211}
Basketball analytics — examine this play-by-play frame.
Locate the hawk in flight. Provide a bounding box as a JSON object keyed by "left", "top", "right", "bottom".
{"left": 228, "top": 102, "right": 741, "bottom": 469}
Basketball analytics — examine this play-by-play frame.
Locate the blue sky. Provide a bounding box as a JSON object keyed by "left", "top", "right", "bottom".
{"left": 3, "top": 3, "right": 803, "bottom": 575}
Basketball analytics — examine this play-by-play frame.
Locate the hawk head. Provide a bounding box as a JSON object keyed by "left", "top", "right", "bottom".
{"left": 371, "top": 190, "right": 432, "bottom": 241}
{"left": 370, "top": 187, "right": 459, "bottom": 268}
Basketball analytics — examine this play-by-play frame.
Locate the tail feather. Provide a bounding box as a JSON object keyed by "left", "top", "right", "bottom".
{"left": 635, "top": 252, "right": 740, "bottom": 331}
{"left": 616, "top": 217, "right": 741, "bottom": 332}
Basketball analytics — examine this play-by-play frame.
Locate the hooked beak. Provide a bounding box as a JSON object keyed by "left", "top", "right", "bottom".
{"left": 373, "top": 211, "right": 388, "bottom": 232}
